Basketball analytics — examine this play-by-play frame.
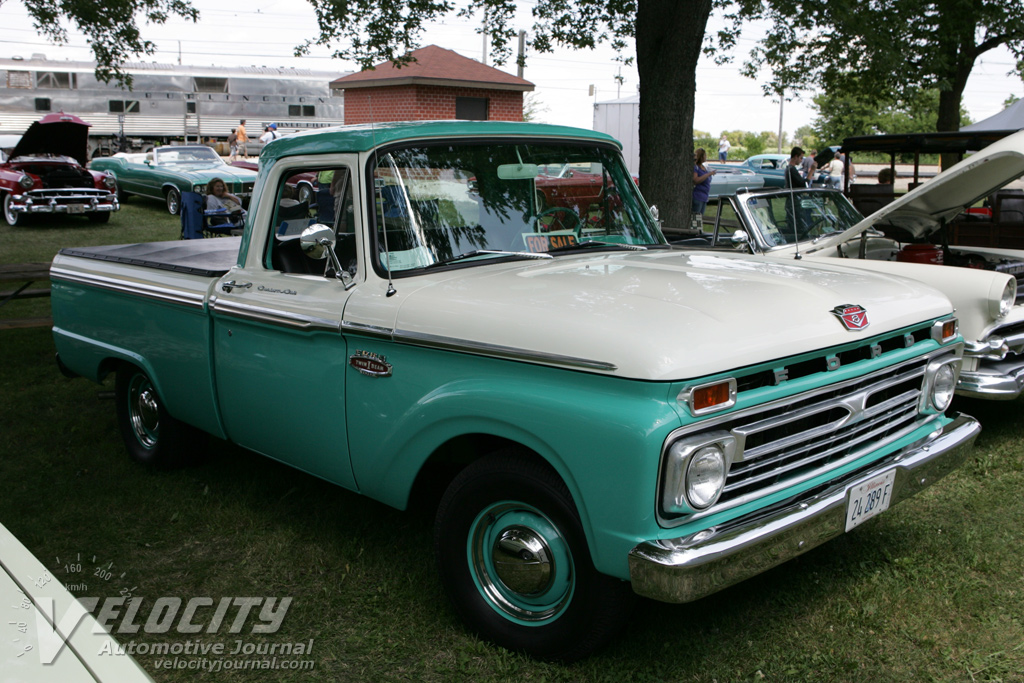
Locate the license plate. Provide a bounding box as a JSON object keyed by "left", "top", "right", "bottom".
{"left": 845, "top": 469, "right": 896, "bottom": 531}
{"left": 66, "top": 204, "right": 86, "bottom": 214}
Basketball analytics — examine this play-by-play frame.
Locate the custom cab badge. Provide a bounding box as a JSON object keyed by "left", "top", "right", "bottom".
{"left": 832, "top": 304, "right": 869, "bottom": 331}
{"left": 350, "top": 351, "right": 393, "bottom": 378}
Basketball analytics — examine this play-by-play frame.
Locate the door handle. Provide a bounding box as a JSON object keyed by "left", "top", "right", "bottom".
{"left": 221, "top": 280, "right": 252, "bottom": 293}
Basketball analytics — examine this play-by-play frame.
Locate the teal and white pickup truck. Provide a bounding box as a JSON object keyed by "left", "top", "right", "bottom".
{"left": 50, "top": 121, "right": 979, "bottom": 660}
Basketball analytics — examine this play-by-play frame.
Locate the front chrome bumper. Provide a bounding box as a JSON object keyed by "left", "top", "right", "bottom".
{"left": 628, "top": 412, "right": 980, "bottom": 604}
{"left": 10, "top": 190, "right": 118, "bottom": 215}
{"left": 958, "top": 355, "right": 1024, "bottom": 400}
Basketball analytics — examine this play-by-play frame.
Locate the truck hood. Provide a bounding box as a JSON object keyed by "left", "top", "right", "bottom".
{"left": 387, "top": 250, "right": 952, "bottom": 381}
{"left": 811, "top": 128, "right": 1024, "bottom": 252}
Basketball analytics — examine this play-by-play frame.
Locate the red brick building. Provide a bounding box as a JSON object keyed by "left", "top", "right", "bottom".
{"left": 331, "top": 45, "right": 534, "bottom": 124}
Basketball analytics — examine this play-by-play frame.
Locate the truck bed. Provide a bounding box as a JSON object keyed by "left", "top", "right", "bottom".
{"left": 58, "top": 237, "right": 240, "bottom": 277}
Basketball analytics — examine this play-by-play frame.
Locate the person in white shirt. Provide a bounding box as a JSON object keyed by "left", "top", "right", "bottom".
{"left": 718, "top": 135, "right": 731, "bottom": 162}
{"left": 259, "top": 123, "right": 279, "bottom": 144}
{"left": 205, "top": 177, "right": 244, "bottom": 225}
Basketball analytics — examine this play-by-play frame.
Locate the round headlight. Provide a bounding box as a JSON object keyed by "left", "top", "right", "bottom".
{"left": 685, "top": 446, "right": 727, "bottom": 509}
{"left": 931, "top": 363, "right": 956, "bottom": 412}
{"left": 103, "top": 173, "right": 117, "bottom": 189}
{"left": 999, "top": 280, "right": 1016, "bottom": 319}
{"left": 18, "top": 174, "right": 34, "bottom": 190}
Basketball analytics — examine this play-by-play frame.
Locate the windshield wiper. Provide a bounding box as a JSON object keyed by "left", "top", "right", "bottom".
{"left": 422, "top": 249, "right": 553, "bottom": 270}
{"left": 547, "top": 240, "right": 649, "bottom": 253}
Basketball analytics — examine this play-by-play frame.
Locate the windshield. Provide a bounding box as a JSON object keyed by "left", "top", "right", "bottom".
{"left": 154, "top": 146, "right": 222, "bottom": 165}
{"left": 371, "top": 141, "right": 663, "bottom": 273}
{"left": 743, "top": 191, "right": 863, "bottom": 247}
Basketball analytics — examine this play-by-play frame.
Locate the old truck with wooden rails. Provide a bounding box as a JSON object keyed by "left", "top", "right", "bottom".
{"left": 50, "top": 121, "right": 978, "bottom": 660}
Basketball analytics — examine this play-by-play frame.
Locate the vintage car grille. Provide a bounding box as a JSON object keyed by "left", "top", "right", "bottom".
{"left": 719, "top": 357, "right": 927, "bottom": 506}
{"left": 732, "top": 322, "right": 934, "bottom": 394}
{"left": 24, "top": 188, "right": 114, "bottom": 203}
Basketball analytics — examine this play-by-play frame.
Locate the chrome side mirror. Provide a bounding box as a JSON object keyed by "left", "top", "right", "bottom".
{"left": 300, "top": 224, "right": 354, "bottom": 289}
{"left": 730, "top": 230, "right": 750, "bottom": 246}
{"left": 300, "top": 223, "right": 336, "bottom": 259}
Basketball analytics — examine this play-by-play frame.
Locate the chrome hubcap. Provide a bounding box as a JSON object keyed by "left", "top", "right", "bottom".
{"left": 469, "top": 502, "right": 574, "bottom": 623}
{"left": 492, "top": 526, "right": 553, "bottom": 595}
{"left": 128, "top": 375, "right": 159, "bottom": 449}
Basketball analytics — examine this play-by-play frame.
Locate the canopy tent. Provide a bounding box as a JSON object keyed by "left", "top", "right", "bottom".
{"left": 963, "top": 99, "right": 1024, "bottom": 132}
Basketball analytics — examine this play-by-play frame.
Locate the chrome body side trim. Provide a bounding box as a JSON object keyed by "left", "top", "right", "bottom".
{"left": 340, "top": 320, "right": 395, "bottom": 340}
{"left": 49, "top": 267, "right": 205, "bottom": 309}
{"left": 629, "top": 412, "right": 980, "bottom": 604}
{"left": 391, "top": 328, "right": 618, "bottom": 372}
{"left": 210, "top": 298, "right": 338, "bottom": 331}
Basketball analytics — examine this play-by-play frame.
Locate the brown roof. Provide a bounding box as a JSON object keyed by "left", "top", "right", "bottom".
{"left": 331, "top": 45, "right": 533, "bottom": 92}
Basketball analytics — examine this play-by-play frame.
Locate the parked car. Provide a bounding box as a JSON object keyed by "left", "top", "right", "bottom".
{"left": 1, "top": 113, "right": 119, "bottom": 226}
{"left": 51, "top": 120, "right": 977, "bottom": 660}
{"left": 229, "top": 159, "right": 316, "bottom": 204}
{"left": 705, "top": 162, "right": 766, "bottom": 196}
{"left": 738, "top": 153, "right": 792, "bottom": 187}
{"left": 687, "top": 128, "right": 1024, "bottom": 400}
{"left": 90, "top": 145, "right": 258, "bottom": 215}
{"left": 0, "top": 521, "right": 153, "bottom": 681}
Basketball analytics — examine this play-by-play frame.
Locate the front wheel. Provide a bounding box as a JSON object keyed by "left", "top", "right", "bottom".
{"left": 434, "top": 451, "right": 633, "bottom": 661}
{"left": 114, "top": 365, "right": 207, "bottom": 468}
{"left": 165, "top": 187, "right": 181, "bottom": 215}
{"left": 87, "top": 212, "right": 111, "bottom": 224}
{"left": 3, "top": 192, "right": 25, "bottom": 226}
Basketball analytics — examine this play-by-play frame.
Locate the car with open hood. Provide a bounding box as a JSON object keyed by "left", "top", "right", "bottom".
{"left": 691, "top": 128, "right": 1024, "bottom": 400}
{"left": 90, "top": 145, "right": 258, "bottom": 215}
{"left": 0, "top": 112, "right": 119, "bottom": 226}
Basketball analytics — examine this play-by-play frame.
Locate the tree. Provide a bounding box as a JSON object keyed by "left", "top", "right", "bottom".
{"left": 15, "top": 0, "right": 198, "bottom": 86}
{"left": 718, "top": 0, "right": 1024, "bottom": 140}
{"left": 300, "top": 0, "right": 712, "bottom": 232}
{"left": 812, "top": 86, "right": 972, "bottom": 145}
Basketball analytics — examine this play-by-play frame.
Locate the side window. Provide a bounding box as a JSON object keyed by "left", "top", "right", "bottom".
{"left": 267, "top": 166, "right": 358, "bottom": 279}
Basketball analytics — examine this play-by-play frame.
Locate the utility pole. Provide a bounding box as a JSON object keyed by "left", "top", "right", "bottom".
{"left": 517, "top": 30, "right": 526, "bottom": 79}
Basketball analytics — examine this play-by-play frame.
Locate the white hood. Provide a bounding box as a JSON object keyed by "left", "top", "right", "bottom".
{"left": 380, "top": 250, "right": 953, "bottom": 381}
{"left": 810, "top": 128, "right": 1024, "bottom": 253}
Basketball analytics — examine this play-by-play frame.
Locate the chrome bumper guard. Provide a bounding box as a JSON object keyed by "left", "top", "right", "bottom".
{"left": 628, "top": 412, "right": 980, "bottom": 604}
{"left": 958, "top": 359, "right": 1024, "bottom": 400}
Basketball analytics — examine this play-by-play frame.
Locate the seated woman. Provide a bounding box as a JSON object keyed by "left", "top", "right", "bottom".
{"left": 205, "top": 177, "right": 246, "bottom": 225}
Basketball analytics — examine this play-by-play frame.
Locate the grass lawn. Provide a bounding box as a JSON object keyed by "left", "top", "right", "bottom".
{"left": 2, "top": 204, "right": 1024, "bottom": 681}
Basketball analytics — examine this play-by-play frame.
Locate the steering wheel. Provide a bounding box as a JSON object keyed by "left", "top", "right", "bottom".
{"left": 536, "top": 206, "right": 582, "bottom": 237}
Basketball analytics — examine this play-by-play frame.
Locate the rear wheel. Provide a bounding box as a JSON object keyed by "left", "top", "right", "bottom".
{"left": 165, "top": 187, "right": 181, "bottom": 215}
{"left": 114, "top": 365, "right": 206, "bottom": 468}
{"left": 434, "top": 451, "right": 633, "bottom": 661}
{"left": 3, "top": 192, "right": 24, "bottom": 226}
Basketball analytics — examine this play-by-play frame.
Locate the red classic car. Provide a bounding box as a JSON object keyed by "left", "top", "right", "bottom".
{"left": 1, "top": 112, "right": 118, "bottom": 226}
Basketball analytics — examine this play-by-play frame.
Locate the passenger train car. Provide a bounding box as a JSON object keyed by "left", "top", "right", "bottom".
{"left": 0, "top": 55, "right": 348, "bottom": 157}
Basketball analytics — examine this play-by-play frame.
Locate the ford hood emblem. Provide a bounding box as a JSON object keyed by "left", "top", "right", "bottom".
{"left": 832, "top": 304, "right": 869, "bottom": 331}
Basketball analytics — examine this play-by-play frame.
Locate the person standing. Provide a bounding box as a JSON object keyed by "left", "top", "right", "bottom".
{"left": 692, "top": 147, "right": 716, "bottom": 228}
{"left": 827, "top": 153, "right": 844, "bottom": 189}
{"left": 227, "top": 128, "right": 238, "bottom": 161}
{"left": 786, "top": 147, "right": 807, "bottom": 188}
{"left": 801, "top": 148, "right": 818, "bottom": 185}
{"left": 718, "top": 135, "right": 731, "bottom": 162}
{"left": 236, "top": 119, "right": 248, "bottom": 157}
{"left": 259, "top": 123, "right": 278, "bottom": 144}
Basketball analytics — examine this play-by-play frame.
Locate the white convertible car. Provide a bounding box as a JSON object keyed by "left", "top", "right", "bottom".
{"left": 693, "top": 129, "right": 1024, "bottom": 400}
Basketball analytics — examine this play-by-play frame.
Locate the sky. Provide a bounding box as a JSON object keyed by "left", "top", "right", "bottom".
{"left": 0, "top": 0, "right": 1021, "bottom": 139}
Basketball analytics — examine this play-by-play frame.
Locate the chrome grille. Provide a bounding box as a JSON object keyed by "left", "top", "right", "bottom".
{"left": 717, "top": 358, "right": 927, "bottom": 506}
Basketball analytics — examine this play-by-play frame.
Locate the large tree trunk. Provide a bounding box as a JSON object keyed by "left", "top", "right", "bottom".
{"left": 636, "top": 1, "right": 712, "bottom": 237}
